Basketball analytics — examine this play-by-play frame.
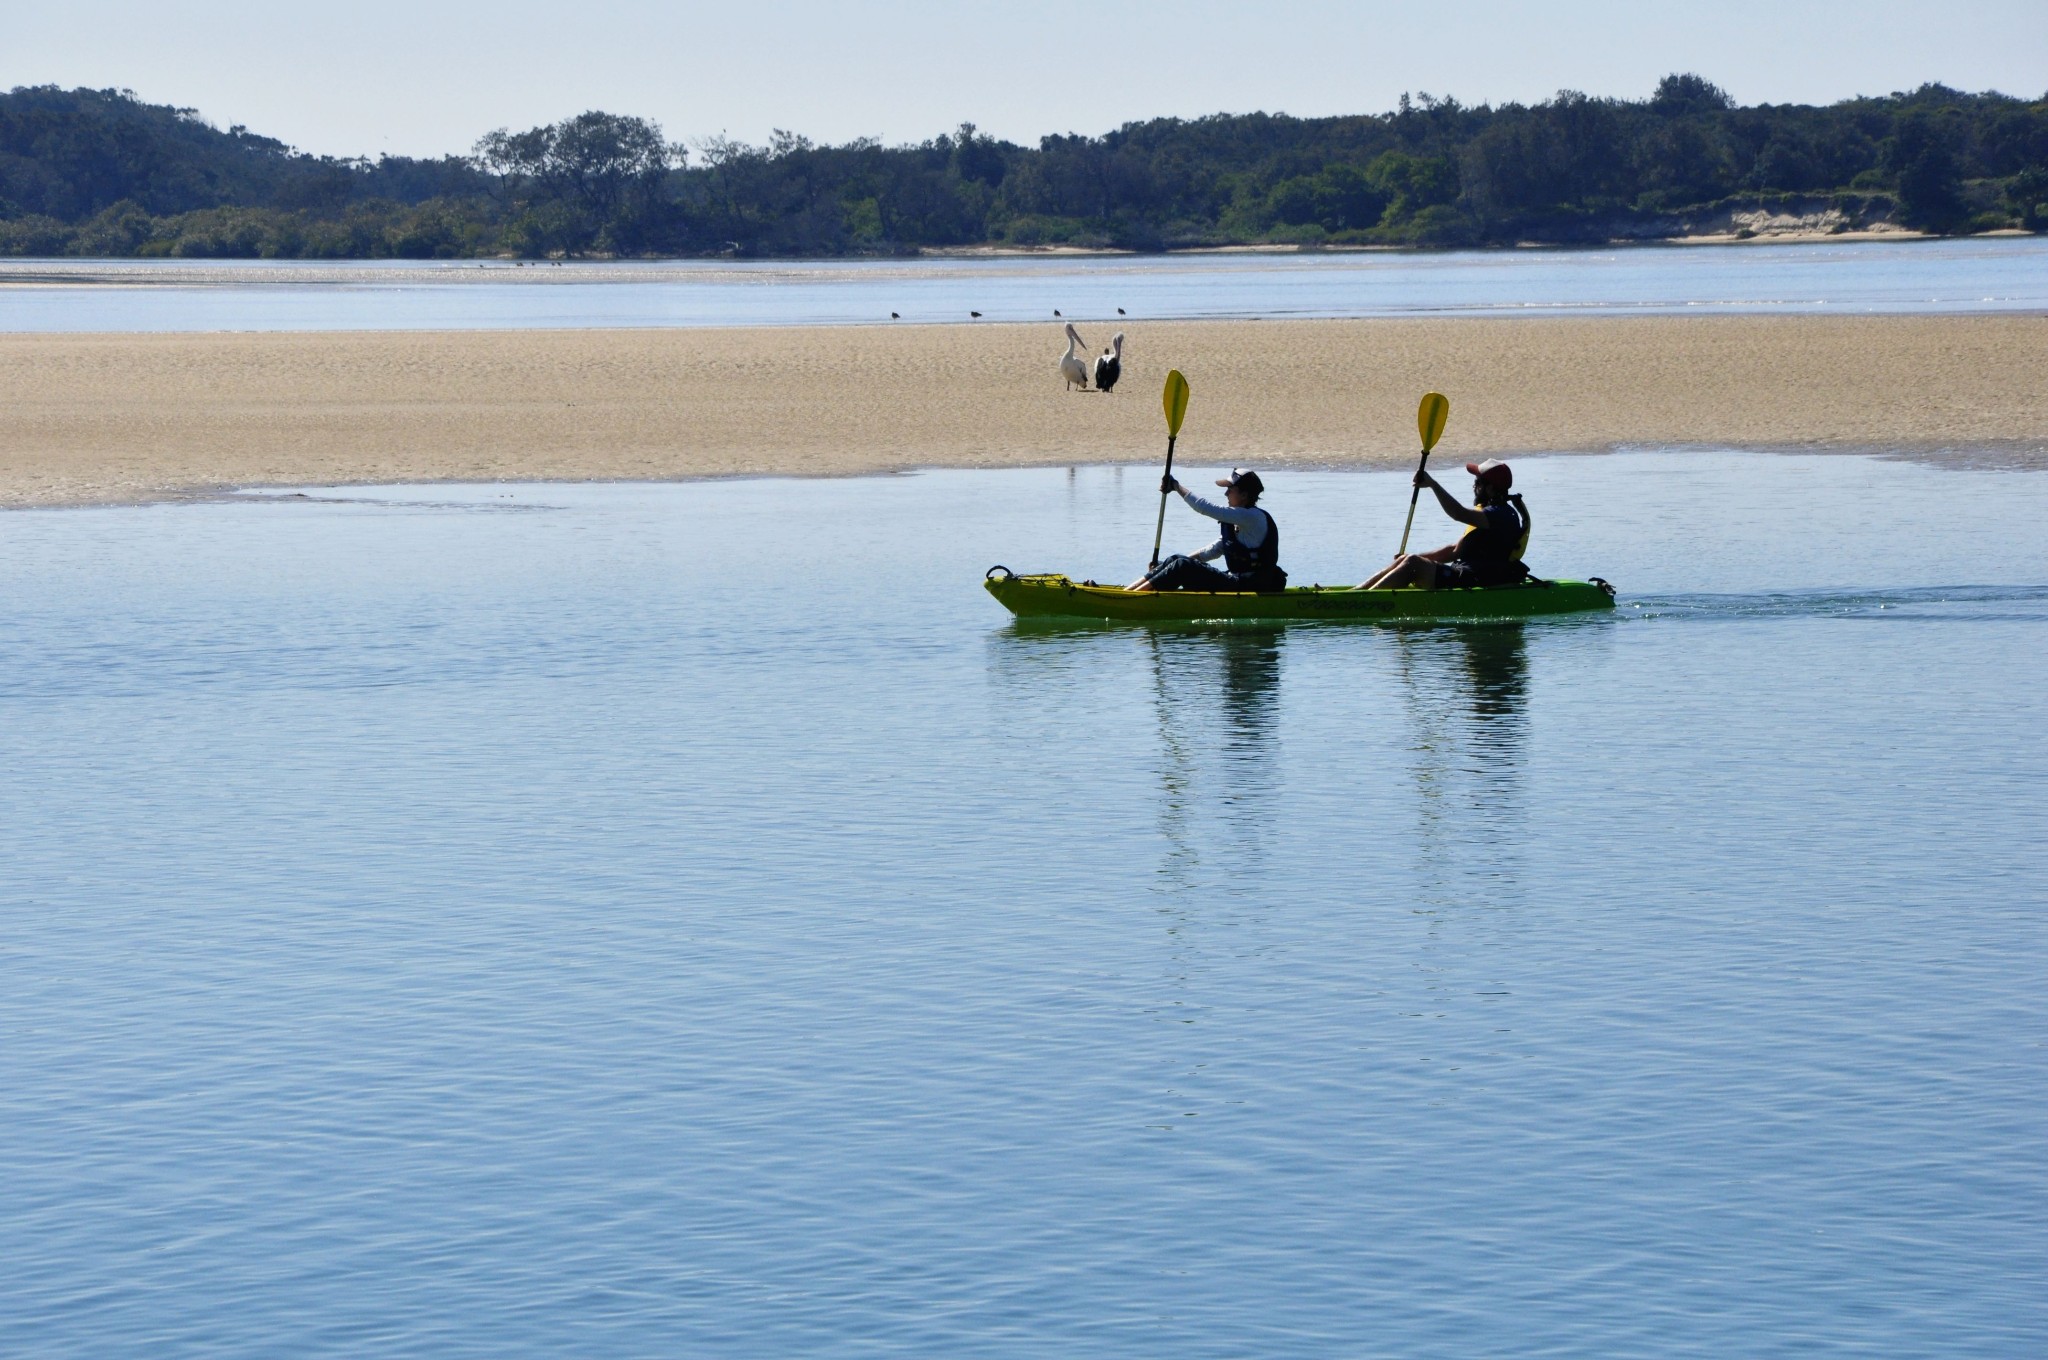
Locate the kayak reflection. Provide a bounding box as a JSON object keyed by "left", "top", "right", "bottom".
{"left": 985, "top": 617, "right": 1537, "bottom": 903}
{"left": 1393, "top": 624, "right": 1530, "bottom": 913}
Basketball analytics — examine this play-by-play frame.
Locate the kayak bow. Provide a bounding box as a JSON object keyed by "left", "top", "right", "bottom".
{"left": 985, "top": 568, "right": 1614, "bottom": 622}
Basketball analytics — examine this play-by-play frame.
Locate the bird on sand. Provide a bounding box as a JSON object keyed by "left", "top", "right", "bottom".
{"left": 1060, "top": 323, "right": 1090, "bottom": 390}
{"left": 1093, "top": 332, "right": 1124, "bottom": 393}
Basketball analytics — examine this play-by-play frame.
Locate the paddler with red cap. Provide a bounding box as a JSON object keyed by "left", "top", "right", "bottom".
{"left": 1361, "top": 458, "right": 1530, "bottom": 590}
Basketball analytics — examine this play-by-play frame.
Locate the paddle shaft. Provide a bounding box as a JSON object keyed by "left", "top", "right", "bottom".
{"left": 1148, "top": 434, "right": 1178, "bottom": 569}
{"left": 1395, "top": 449, "right": 1432, "bottom": 557}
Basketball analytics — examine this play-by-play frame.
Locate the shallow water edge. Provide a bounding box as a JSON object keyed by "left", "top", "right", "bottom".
{"left": 3, "top": 439, "right": 2037, "bottom": 516}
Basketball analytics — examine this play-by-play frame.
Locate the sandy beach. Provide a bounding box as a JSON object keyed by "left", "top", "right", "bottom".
{"left": 2, "top": 315, "right": 2043, "bottom": 507}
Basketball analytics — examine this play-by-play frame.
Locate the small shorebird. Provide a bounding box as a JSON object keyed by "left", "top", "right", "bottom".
{"left": 1117, "top": 307, "right": 1126, "bottom": 315}
{"left": 891, "top": 312, "right": 899, "bottom": 319}
{"left": 1053, "top": 309, "right": 1063, "bottom": 317}
{"left": 1060, "top": 323, "right": 1090, "bottom": 391}
{"left": 1093, "top": 332, "right": 1124, "bottom": 393}
{"left": 970, "top": 310, "right": 982, "bottom": 318}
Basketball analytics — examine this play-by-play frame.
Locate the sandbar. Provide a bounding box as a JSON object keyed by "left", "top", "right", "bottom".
{"left": 2, "top": 315, "right": 2043, "bottom": 507}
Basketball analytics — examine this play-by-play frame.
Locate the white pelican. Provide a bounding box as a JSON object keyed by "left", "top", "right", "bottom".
{"left": 1093, "top": 332, "right": 1124, "bottom": 393}
{"left": 1060, "top": 323, "right": 1090, "bottom": 391}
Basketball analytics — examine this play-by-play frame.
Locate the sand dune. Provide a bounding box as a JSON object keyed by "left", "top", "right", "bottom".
{"left": 1, "top": 315, "right": 2043, "bottom": 507}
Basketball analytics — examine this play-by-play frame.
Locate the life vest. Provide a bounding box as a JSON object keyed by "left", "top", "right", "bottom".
{"left": 1455, "top": 503, "right": 1524, "bottom": 567}
{"left": 1220, "top": 508, "right": 1282, "bottom": 581}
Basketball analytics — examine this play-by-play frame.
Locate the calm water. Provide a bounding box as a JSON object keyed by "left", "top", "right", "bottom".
{"left": 3, "top": 453, "right": 2044, "bottom": 1357}
{"left": 3, "top": 236, "right": 2046, "bottom": 331}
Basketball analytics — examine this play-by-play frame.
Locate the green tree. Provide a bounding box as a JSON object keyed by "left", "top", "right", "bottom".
{"left": 473, "top": 111, "right": 679, "bottom": 251}
{"left": 1650, "top": 74, "right": 1734, "bottom": 118}
{"left": 2006, "top": 166, "right": 2048, "bottom": 230}
{"left": 1886, "top": 109, "right": 1967, "bottom": 232}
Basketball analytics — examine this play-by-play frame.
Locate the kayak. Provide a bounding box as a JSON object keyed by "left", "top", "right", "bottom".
{"left": 985, "top": 568, "right": 1615, "bottom": 622}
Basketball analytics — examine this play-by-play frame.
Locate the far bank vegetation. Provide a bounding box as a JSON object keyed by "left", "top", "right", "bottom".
{"left": 2, "top": 77, "right": 2044, "bottom": 259}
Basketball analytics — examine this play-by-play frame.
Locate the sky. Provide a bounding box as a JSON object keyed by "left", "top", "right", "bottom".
{"left": 9, "top": 0, "right": 2046, "bottom": 159}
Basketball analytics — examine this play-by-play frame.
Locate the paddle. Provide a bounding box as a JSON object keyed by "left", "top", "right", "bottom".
{"left": 1149, "top": 369, "right": 1191, "bottom": 569}
{"left": 1395, "top": 391, "right": 1451, "bottom": 558}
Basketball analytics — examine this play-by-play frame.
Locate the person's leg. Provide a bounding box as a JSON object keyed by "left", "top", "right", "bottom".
{"left": 1129, "top": 554, "right": 1193, "bottom": 591}
{"left": 1164, "top": 557, "right": 1238, "bottom": 591}
{"left": 1407, "top": 557, "right": 1444, "bottom": 590}
{"left": 1362, "top": 544, "right": 1455, "bottom": 589}
{"left": 1129, "top": 555, "right": 1183, "bottom": 590}
{"left": 1143, "top": 555, "right": 1238, "bottom": 591}
{"left": 1362, "top": 554, "right": 1424, "bottom": 588}
{"left": 1362, "top": 555, "right": 1440, "bottom": 590}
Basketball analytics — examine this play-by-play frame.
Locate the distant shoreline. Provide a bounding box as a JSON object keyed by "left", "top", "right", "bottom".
{"left": 925, "top": 226, "right": 1940, "bottom": 256}
{"left": 3, "top": 314, "right": 2043, "bottom": 510}
{"left": 0, "top": 225, "right": 1968, "bottom": 284}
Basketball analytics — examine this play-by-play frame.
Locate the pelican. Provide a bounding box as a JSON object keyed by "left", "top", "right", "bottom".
{"left": 1093, "top": 332, "right": 1124, "bottom": 393}
{"left": 1060, "top": 323, "right": 1090, "bottom": 390}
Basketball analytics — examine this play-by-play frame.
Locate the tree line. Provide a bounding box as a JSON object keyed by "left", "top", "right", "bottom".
{"left": 3, "top": 77, "right": 2045, "bottom": 259}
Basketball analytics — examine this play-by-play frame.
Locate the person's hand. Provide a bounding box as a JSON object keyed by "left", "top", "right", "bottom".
{"left": 1413, "top": 469, "right": 1434, "bottom": 489}
{"left": 1161, "top": 474, "right": 1179, "bottom": 495}
{"left": 1509, "top": 492, "right": 1525, "bottom": 505}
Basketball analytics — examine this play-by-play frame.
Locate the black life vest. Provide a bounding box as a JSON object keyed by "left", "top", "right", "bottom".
{"left": 1454, "top": 503, "right": 1522, "bottom": 568}
{"left": 1220, "top": 509, "right": 1286, "bottom": 589}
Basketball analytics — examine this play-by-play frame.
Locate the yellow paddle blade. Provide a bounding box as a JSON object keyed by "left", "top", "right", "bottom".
{"left": 1162, "top": 369, "right": 1190, "bottom": 436}
{"left": 1417, "top": 391, "right": 1450, "bottom": 452}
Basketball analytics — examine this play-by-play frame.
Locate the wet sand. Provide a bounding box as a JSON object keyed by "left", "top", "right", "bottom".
{"left": 2, "top": 315, "right": 2043, "bottom": 507}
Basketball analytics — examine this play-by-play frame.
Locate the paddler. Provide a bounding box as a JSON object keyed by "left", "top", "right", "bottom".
{"left": 1362, "top": 458, "right": 1529, "bottom": 590}
{"left": 1129, "top": 468, "right": 1287, "bottom": 593}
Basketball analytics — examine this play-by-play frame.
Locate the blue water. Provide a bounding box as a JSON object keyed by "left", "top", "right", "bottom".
{"left": 3, "top": 453, "right": 2044, "bottom": 1356}
{"left": 3, "top": 236, "right": 2045, "bottom": 331}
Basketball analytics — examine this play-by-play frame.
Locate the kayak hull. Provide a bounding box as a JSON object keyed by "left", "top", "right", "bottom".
{"left": 985, "top": 571, "right": 1614, "bottom": 622}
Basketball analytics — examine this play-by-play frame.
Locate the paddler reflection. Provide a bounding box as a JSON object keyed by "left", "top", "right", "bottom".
{"left": 1398, "top": 624, "right": 1530, "bottom": 891}
{"left": 1457, "top": 623, "right": 1529, "bottom": 732}
{"left": 1146, "top": 627, "right": 1284, "bottom": 880}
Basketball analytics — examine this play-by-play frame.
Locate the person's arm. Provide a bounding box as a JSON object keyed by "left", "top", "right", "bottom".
{"left": 1158, "top": 479, "right": 1228, "bottom": 561}
{"left": 1418, "top": 471, "right": 1485, "bottom": 528}
{"left": 1178, "top": 487, "right": 1266, "bottom": 533}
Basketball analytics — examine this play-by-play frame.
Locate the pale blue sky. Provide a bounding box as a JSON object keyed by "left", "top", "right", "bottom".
{"left": 9, "top": 1, "right": 2045, "bottom": 159}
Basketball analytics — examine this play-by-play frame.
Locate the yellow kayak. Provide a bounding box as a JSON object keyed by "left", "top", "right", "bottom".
{"left": 985, "top": 569, "right": 1615, "bottom": 622}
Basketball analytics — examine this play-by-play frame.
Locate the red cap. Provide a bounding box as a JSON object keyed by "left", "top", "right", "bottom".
{"left": 1466, "top": 459, "right": 1512, "bottom": 489}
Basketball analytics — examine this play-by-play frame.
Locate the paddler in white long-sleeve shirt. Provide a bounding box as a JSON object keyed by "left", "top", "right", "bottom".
{"left": 1129, "top": 468, "right": 1287, "bottom": 593}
